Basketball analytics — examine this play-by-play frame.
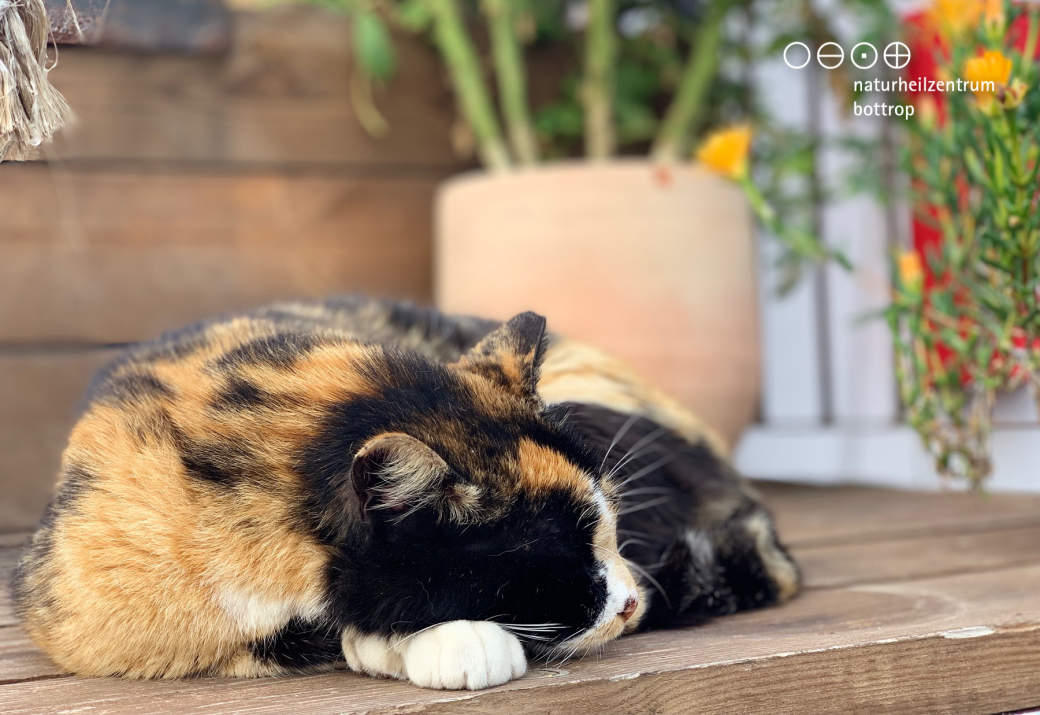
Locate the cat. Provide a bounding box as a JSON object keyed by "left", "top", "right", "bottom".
{"left": 13, "top": 297, "right": 799, "bottom": 689}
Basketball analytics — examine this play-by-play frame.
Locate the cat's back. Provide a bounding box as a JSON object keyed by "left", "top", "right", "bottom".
{"left": 13, "top": 307, "right": 390, "bottom": 677}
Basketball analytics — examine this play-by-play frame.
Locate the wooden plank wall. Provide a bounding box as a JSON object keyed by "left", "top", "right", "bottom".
{"left": 0, "top": 7, "right": 468, "bottom": 532}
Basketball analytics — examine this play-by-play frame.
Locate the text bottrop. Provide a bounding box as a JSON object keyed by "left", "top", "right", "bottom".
{"left": 853, "top": 102, "right": 915, "bottom": 118}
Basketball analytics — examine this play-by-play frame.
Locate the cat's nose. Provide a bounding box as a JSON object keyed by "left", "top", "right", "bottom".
{"left": 619, "top": 594, "right": 639, "bottom": 622}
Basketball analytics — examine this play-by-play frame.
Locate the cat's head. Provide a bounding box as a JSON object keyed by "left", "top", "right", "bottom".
{"left": 313, "top": 312, "right": 641, "bottom": 656}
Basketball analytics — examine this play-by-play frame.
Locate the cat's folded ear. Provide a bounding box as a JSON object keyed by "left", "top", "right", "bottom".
{"left": 351, "top": 432, "right": 450, "bottom": 522}
{"left": 460, "top": 312, "right": 548, "bottom": 398}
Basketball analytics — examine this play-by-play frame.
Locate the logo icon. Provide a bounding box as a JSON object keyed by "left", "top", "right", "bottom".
{"left": 884, "top": 42, "right": 911, "bottom": 69}
{"left": 817, "top": 42, "right": 844, "bottom": 70}
{"left": 851, "top": 42, "right": 878, "bottom": 70}
{"left": 783, "top": 41, "right": 811, "bottom": 70}
{"left": 782, "top": 41, "right": 911, "bottom": 70}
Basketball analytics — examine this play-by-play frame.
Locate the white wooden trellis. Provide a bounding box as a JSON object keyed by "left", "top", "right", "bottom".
{"left": 731, "top": 1, "right": 1040, "bottom": 492}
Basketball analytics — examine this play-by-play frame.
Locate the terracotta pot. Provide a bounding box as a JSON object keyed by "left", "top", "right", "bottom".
{"left": 434, "top": 160, "right": 759, "bottom": 448}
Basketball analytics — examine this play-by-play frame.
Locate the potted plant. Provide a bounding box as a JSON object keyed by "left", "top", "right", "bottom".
{"left": 290, "top": 0, "right": 837, "bottom": 445}
{"left": 888, "top": 0, "right": 1038, "bottom": 486}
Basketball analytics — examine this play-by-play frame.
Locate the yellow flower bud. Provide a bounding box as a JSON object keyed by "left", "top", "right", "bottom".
{"left": 984, "top": 0, "right": 1005, "bottom": 35}
{"left": 917, "top": 96, "right": 939, "bottom": 130}
{"left": 899, "top": 252, "right": 924, "bottom": 294}
{"left": 997, "top": 78, "right": 1028, "bottom": 110}
{"left": 695, "top": 125, "right": 753, "bottom": 180}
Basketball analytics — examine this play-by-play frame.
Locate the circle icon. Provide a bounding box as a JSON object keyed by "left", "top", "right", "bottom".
{"left": 783, "top": 41, "right": 811, "bottom": 69}
{"left": 817, "top": 42, "right": 844, "bottom": 69}
{"left": 884, "top": 42, "right": 911, "bottom": 69}
{"left": 851, "top": 42, "right": 878, "bottom": 69}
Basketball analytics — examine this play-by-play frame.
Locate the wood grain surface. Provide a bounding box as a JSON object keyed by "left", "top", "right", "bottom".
{"left": 46, "top": 12, "right": 462, "bottom": 167}
{"left": 3, "top": 484, "right": 1040, "bottom": 714}
{"left": 0, "top": 164, "right": 438, "bottom": 344}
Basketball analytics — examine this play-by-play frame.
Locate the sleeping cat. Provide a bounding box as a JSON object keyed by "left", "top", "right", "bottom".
{"left": 13, "top": 297, "right": 799, "bottom": 689}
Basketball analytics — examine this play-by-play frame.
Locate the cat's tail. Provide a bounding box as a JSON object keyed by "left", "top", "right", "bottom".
{"left": 632, "top": 504, "right": 801, "bottom": 631}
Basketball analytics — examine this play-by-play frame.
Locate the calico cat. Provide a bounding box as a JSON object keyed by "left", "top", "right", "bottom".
{"left": 13, "top": 297, "right": 799, "bottom": 689}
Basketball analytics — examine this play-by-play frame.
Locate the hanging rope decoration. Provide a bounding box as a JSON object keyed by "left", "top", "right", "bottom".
{"left": 0, "top": 0, "right": 68, "bottom": 161}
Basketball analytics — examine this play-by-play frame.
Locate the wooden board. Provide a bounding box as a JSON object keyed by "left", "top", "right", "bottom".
{"left": 46, "top": 10, "right": 463, "bottom": 167}
{"left": 3, "top": 565, "right": 1040, "bottom": 713}
{"left": 760, "top": 482, "right": 1040, "bottom": 546}
{"left": 0, "top": 164, "right": 437, "bottom": 343}
{"left": 0, "top": 351, "right": 117, "bottom": 533}
{"left": 5, "top": 485, "right": 1040, "bottom": 713}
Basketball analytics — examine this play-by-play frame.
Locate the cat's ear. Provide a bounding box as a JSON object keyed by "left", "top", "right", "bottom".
{"left": 460, "top": 312, "right": 548, "bottom": 397}
{"left": 351, "top": 432, "right": 449, "bottom": 522}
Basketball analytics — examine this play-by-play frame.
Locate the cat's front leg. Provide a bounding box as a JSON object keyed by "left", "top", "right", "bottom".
{"left": 400, "top": 621, "right": 526, "bottom": 690}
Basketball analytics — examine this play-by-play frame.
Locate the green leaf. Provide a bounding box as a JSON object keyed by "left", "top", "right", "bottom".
{"left": 394, "top": 0, "right": 433, "bottom": 32}
{"left": 353, "top": 9, "right": 397, "bottom": 82}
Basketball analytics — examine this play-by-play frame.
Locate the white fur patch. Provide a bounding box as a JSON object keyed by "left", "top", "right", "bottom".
{"left": 400, "top": 621, "right": 526, "bottom": 690}
{"left": 592, "top": 558, "right": 636, "bottom": 633}
{"left": 743, "top": 510, "right": 800, "bottom": 600}
{"left": 683, "top": 529, "right": 716, "bottom": 568}
{"left": 217, "top": 587, "right": 325, "bottom": 634}
{"left": 342, "top": 628, "right": 406, "bottom": 679}
{"left": 591, "top": 489, "right": 616, "bottom": 530}
{"left": 581, "top": 487, "right": 638, "bottom": 642}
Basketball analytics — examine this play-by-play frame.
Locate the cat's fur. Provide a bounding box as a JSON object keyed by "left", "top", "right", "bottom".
{"left": 13, "top": 297, "right": 799, "bottom": 688}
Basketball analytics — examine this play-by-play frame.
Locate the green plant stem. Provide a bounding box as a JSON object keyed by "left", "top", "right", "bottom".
{"left": 482, "top": 0, "right": 539, "bottom": 165}
{"left": 582, "top": 0, "right": 616, "bottom": 159}
{"left": 652, "top": 0, "right": 730, "bottom": 162}
{"left": 426, "top": 0, "right": 511, "bottom": 170}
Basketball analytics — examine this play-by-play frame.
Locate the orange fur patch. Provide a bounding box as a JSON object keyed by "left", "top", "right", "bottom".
{"left": 515, "top": 438, "right": 592, "bottom": 496}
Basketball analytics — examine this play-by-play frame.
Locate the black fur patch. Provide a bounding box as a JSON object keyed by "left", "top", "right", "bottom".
{"left": 99, "top": 372, "right": 172, "bottom": 405}
{"left": 381, "top": 300, "right": 500, "bottom": 356}
{"left": 178, "top": 437, "right": 260, "bottom": 487}
{"left": 217, "top": 333, "right": 324, "bottom": 371}
{"left": 545, "top": 402, "right": 787, "bottom": 628}
{"left": 249, "top": 617, "right": 343, "bottom": 672}
{"left": 324, "top": 491, "right": 606, "bottom": 642}
{"left": 212, "top": 377, "right": 274, "bottom": 411}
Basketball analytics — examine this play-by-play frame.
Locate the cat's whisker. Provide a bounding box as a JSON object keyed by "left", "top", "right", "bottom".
{"left": 624, "top": 558, "right": 673, "bottom": 610}
{"left": 616, "top": 453, "right": 679, "bottom": 488}
{"left": 618, "top": 537, "right": 655, "bottom": 552}
{"left": 394, "top": 621, "right": 446, "bottom": 646}
{"left": 617, "top": 495, "right": 674, "bottom": 516}
{"left": 604, "top": 427, "right": 670, "bottom": 481}
{"left": 599, "top": 414, "right": 642, "bottom": 473}
{"left": 620, "top": 486, "right": 679, "bottom": 498}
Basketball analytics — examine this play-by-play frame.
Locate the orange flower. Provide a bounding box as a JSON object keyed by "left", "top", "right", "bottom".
{"left": 695, "top": 125, "right": 752, "bottom": 180}
{"left": 964, "top": 49, "right": 1013, "bottom": 111}
{"left": 899, "top": 252, "right": 924, "bottom": 293}
{"left": 928, "top": 0, "right": 982, "bottom": 38}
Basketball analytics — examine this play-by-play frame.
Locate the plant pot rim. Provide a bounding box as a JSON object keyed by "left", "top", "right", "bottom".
{"left": 438, "top": 157, "right": 726, "bottom": 193}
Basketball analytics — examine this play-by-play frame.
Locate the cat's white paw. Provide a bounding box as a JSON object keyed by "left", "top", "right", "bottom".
{"left": 402, "top": 621, "right": 526, "bottom": 690}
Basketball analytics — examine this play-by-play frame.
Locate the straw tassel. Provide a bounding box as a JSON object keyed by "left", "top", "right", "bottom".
{"left": 0, "top": 0, "right": 68, "bottom": 161}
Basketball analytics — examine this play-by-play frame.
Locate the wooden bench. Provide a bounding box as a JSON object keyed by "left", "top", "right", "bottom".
{"left": 3, "top": 482, "right": 1040, "bottom": 714}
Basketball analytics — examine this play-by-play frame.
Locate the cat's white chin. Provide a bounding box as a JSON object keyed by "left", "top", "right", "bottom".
{"left": 342, "top": 621, "right": 527, "bottom": 690}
